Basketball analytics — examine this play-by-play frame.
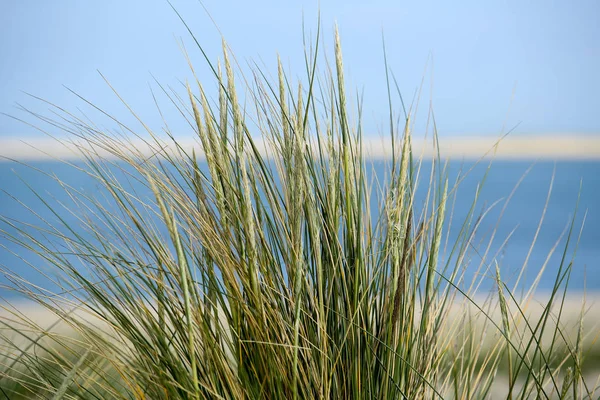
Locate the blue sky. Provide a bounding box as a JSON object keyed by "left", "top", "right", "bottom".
{"left": 1, "top": 0, "right": 598, "bottom": 139}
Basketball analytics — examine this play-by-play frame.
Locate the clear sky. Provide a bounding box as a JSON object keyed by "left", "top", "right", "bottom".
{"left": 1, "top": 0, "right": 599, "bottom": 139}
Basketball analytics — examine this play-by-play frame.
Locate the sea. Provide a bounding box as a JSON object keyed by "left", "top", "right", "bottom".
{"left": 0, "top": 159, "right": 598, "bottom": 299}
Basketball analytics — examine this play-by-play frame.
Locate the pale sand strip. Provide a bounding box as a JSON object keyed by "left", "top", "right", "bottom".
{"left": 363, "top": 135, "right": 600, "bottom": 160}
{"left": 1, "top": 135, "right": 600, "bottom": 161}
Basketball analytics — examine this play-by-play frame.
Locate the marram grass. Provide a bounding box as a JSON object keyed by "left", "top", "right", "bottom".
{"left": 0, "top": 22, "right": 597, "bottom": 400}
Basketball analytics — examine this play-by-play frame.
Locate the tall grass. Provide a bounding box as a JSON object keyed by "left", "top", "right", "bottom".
{"left": 0, "top": 20, "right": 596, "bottom": 399}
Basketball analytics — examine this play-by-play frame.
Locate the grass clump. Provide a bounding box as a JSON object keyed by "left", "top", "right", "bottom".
{"left": 0, "top": 19, "right": 597, "bottom": 399}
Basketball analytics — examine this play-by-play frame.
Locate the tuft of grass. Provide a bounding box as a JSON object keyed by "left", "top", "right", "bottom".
{"left": 0, "top": 19, "right": 597, "bottom": 399}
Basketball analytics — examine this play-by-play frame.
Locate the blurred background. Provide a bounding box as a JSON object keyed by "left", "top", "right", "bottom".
{"left": 0, "top": 0, "right": 598, "bottom": 296}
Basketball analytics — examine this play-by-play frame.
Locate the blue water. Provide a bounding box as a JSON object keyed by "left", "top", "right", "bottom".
{"left": 0, "top": 160, "right": 598, "bottom": 298}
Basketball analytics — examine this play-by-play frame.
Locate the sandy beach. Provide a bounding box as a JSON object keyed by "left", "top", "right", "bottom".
{"left": 1, "top": 135, "right": 600, "bottom": 161}
{"left": 1, "top": 293, "right": 599, "bottom": 398}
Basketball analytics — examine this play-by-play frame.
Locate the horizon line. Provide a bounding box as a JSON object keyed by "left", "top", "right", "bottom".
{"left": 1, "top": 134, "right": 600, "bottom": 161}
